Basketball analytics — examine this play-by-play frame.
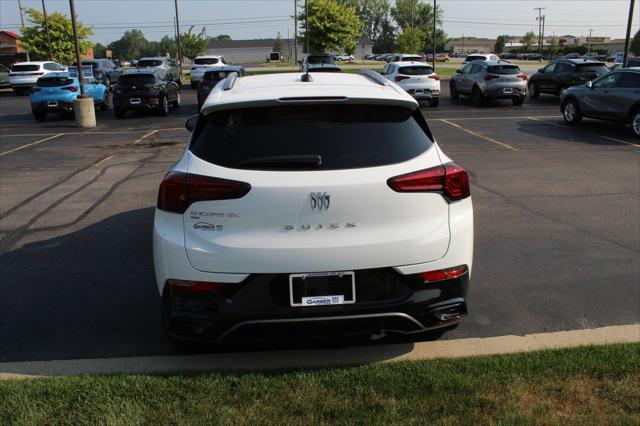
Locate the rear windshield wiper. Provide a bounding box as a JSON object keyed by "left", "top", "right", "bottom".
{"left": 237, "top": 155, "right": 322, "bottom": 169}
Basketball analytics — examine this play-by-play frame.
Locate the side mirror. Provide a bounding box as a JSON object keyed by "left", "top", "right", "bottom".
{"left": 455, "top": 69, "right": 461, "bottom": 74}
{"left": 185, "top": 115, "right": 198, "bottom": 132}
{"left": 585, "top": 80, "right": 593, "bottom": 88}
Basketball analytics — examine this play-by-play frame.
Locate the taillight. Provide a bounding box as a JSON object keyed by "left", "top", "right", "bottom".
{"left": 387, "top": 162, "right": 470, "bottom": 202}
{"left": 62, "top": 86, "right": 78, "bottom": 92}
{"left": 429, "top": 74, "right": 440, "bottom": 81}
{"left": 419, "top": 265, "right": 468, "bottom": 282}
{"left": 484, "top": 75, "right": 499, "bottom": 81}
{"left": 157, "top": 171, "right": 251, "bottom": 214}
{"left": 395, "top": 75, "right": 410, "bottom": 82}
{"left": 517, "top": 73, "right": 527, "bottom": 80}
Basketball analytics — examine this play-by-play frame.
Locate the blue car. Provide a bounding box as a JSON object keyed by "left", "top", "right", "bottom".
{"left": 30, "top": 71, "right": 110, "bottom": 122}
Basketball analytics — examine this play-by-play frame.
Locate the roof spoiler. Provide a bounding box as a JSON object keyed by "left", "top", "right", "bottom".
{"left": 359, "top": 69, "right": 388, "bottom": 86}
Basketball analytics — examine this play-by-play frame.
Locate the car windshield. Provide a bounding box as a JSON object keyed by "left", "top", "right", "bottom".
{"left": 487, "top": 65, "right": 521, "bottom": 74}
{"left": 576, "top": 64, "right": 608, "bottom": 73}
{"left": 11, "top": 64, "right": 39, "bottom": 72}
{"left": 190, "top": 105, "right": 433, "bottom": 171}
{"left": 195, "top": 58, "right": 219, "bottom": 65}
{"left": 138, "top": 60, "right": 163, "bottom": 67}
{"left": 399, "top": 66, "right": 434, "bottom": 75}
{"left": 37, "top": 77, "right": 74, "bottom": 87}
{"left": 119, "top": 74, "right": 155, "bottom": 85}
{"left": 307, "top": 55, "right": 334, "bottom": 64}
{"left": 465, "top": 56, "right": 485, "bottom": 62}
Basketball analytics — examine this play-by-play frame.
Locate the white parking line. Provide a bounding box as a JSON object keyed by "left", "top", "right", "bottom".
{"left": 440, "top": 119, "right": 519, "bottom": 151}
{"left": 1, "top": 324, "right": 637, "bottom": 379}
{"left": 0, "top": 128, "right": 183, "bottom": 138}
{"left": 429, "top": 115, "right": 561, "bottom": 121}
{"left": 0, "top": 133, "right": 64, "bottom": 157}
{"left": 527, "top": 117, "right": 640, "bottom": 148}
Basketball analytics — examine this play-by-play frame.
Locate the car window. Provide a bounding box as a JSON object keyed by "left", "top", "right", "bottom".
{"left": 37, "top": 77, "right": 74, "bottom": 87}
{"left": 190, "top": 105, "right": 433, "bottom": 171}
{"left": 461, "top": 63, "right": 473, "bottom": 74}
{"left": 575, "top": 64, "right": 608, "bottom": 74}
{"left": 554, "top": 63, "right": 572, "bottom": 73}
{"left": 487, "top": 65, "right": 521, "bottom": 74}
{"left": 398, "top": 66, "right": 434, "bottom": 75}
{"left": 470, "top": 64, "right": 483, "bottom": 73}
{"left": 195, "top": 58, "right": 220, "bottom": 65}
{"left": 382, "top": 64, "right": 389, "bottom": 75}
{"left": 118, "top": 74, "right": 156, "bottom": 85}
{"left": 593, "top": 73, "right": 619, "bottom": 88}
{"left": 138, "top": 59, "right": 163, "bottom": 67}
{"left": 43, "top": 63, "right": 57, "bottom": 71}
{"left": 203, "top": 70, "right": 235, "bottom": 82}
{"left": 543, "top": 63, "right": 557, "bottom": 73}
{"left": 616, "top": 72, "right": 640, "bottom": 88}
{"left": 307, "top": 55, "right": 334, "bottom": 64}
{"left": 464, "top": 55, "right": 485, "bottom": 62}
{"left": 12, "top": 64, "right": 40, "bottom": 72}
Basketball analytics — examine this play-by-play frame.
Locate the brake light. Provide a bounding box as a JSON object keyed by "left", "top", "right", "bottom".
{"left": 62, "top": 86, "right": 78, "bottom": 92}
{"left": 157, "top": 171, "right": 251, "bottom": 214}
{"left": 387, "top": 162, "right": 470, "bottom": 202}
{"left": 517, "top": 74, "right": 527, "bottom": 80}
{"left": 167, "top": 279, "right": 221, "bottom": 293}
{"left": 484, "top": 75, "right": 499, "bottom": 81}
{"left": 395, "top": 75, "right": 410, "bottom": 82}
{"left": 429, "top": 74, "right": 440, "bottom": 81}
{"left": 420, "top": 265, "right": 468, "bottom": 282}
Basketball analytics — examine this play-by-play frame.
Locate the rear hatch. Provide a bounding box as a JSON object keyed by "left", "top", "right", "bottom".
{"left": 116, "top": 74, "right": 156, "bottom": 96}
{"left": 396, "top": 65, "right": 439, "bottom": 90}
{"left": 32, "top": 76, "right": 77, "bottom": 100}
{"left": 181, "top": 104, "right": 451, "bottom": 274}
{"left": 10, "top": 64, "right": 43, "bottom": 83}
{"left": 484, "top": 65, "right": 527, "bottom": 88}
{"left": 575, "top": 63, "right": 608, "bottom": 81}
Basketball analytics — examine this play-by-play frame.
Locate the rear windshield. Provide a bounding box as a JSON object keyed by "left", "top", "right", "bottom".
{"left": 307, "top": 55, "right": 334, "bottom": 64}
{"left": 308, "top": 67, "right": 342, "bottom": 73}
{"left": 190, "top": 105, "right": 432, "bottom": 171}
{"left": 576, "top": 64, "right": 608, "bottom": 73}
{"left": 118, "top": 74, "right": 156, "bottom": 85}
{"left": 195, "top": 58, "right": 219, "bottom": 65}
{"left": 203, "top": 70, "right": 234, "bottom": 81}
{"left": 628, "top": 58, "right": 640, "bottom": 67}
{"left": 399, "top": 66, "right": 434, "bottom": 75}
{"left": 138, "top": 60, "right": 163, "bottom": 67}
{"left": 465, "top": 56, "right": 485, "bottom": 62}
{"left": 487, "top": 65, "right": 521, "bottom": 74}
{"left": 11, "top": 64, "right": 39, "bottom": 72}
{"left": 400, "top": 56, "right": 422, "bottom": 61}
{"left": 37, "top": 77, "right": 74, "bottom": 87}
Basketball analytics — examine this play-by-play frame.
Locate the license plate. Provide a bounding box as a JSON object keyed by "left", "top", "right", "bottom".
{"left": 289, "top": 271, "right": 355, "bottom": 307}
{"left": 130, "top": 98, "right": 141, "bottom": 104}
{"left": 503, "top": 88, "right": 513, "bottom": 94}
{"left": 47, "top": 101, "right": 58, "bottom": 107}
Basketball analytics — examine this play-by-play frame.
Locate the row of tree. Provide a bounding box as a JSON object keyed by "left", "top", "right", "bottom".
{"left": 494, "top": 32, "right": 640, "bottom": 57}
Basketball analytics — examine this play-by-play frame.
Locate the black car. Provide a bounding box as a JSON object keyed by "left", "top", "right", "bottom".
{"left": 196, "top": 66, "right": 245, "bottom": 110}
{"left": 74, "top": 59, "right": 122, "bottom": 87}
{"left": 528, "top": 59, "right": 609, "bottom": 98}
{"left": 560, "top": 68, "right": 640, "bottom": 137}
{"left": 112, "top": 69, "right": 180, "bottom": 118}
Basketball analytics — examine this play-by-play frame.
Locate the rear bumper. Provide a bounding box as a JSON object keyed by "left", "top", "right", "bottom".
{"left": 31, "top": 101, "right": 75, "bottom": 112}
{"left": 113, "top": 96, "right": 161, "bottom": 111}
{"left": 484, "top": 85, "right": 526, "bottom": 99}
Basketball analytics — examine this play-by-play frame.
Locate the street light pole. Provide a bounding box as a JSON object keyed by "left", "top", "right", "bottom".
{"left": 69, "top": 0, "right": 85, "bottom": 96}
{"left": 294, "top": 0, "right": 298, "bottom": 63}
{"left": 305, "top": 0, "right": 309, "bottom": 54}
{"left": 68, "top": 0, "right": 95, "bottom": 128}
{"left": 174, "top": 0, "right": 183, "bottom": 83}
{"left": 623, "top": 0, "right": 636, "bottom": 67}
{"left": 432, "top": 0, "right": 437, "bottom": 69}
{"left": 41, "top": 0, "right": 53, "bottom": 61}
{"left": 17, "top": 0, "right": 30, "bottom": 61}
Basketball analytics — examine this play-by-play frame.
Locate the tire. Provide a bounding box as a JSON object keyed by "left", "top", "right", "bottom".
{"left": 562, "top": 99, "right": 582, "bottom": 124}
{"left": 158, "top": 95, "right": 169, "bottom": 116}
{"left": 450, "top": 83, "right": 460, "bottom": 100}
{"left": 512, "top": 96, "right": 525, "bottom": 106}
{"left": 429, "top": 97, "right": 440, "bottom": 107}
{"left": 172, "top": 91, "right": 181, "bottom": 108}
{"left": 32, "top": 110, "right": 47, "bottom": 122}
{"left": 190, "top": 81, "right": 197, "bottom": 89}
{"left": 100, "top": 92, "right": 110, "bottom": 111}
{"left": 471, "top": 87, "right": 483, "bottom": 107}
{"left": 114, "top": 108, "right": 125, "bottom": 119}
{"left": 631, "top": 110, "right": 640, "bottom": 138}
{"left": 528, "top": 82, "right": 539, "bottom": 98}
{"left": 14, "top": 88, "right": 27, "bottom": 96}
{"left": 558, "top": 86, "right": 568, "bottom": 97}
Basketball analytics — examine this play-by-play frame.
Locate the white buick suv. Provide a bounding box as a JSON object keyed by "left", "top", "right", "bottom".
{"left": 153, "top": 70, "right": 474, "bottom": 344}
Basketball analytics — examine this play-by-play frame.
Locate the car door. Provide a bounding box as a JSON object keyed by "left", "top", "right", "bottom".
{"left": 581, "top": 73, "right": 620, "bottom": 118}
{"left": 467, "top": 63, "right": 483, "bottom": 92}
{"left": 609, "top": 71, "right": 640, "bottom": 120}
{"left": 538, "top": 62, "right": 556, "bottom": 93}
{"left": 457, "top": 63, "right": 474, "bottom": 93}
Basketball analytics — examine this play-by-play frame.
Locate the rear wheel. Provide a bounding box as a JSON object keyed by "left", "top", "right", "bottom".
{"left": 114, "top": 108, "right": 125, "bottom": 119}
{"left": 429, "top": 97, "right": 440, "bottom": 107}
{"left": 172, "top": 91, "right": 181, "bottom": 108}
{"left": 528, "top": 82, "right": 539, "bottom": 98}
{"left": 32, "top": 110, "right": 46, "bottom": 122}
{"left": 450, "top": 82, "right": 459, "bottom": 100}
{"left": 512, "top": 96, "right": 525, "bottom": 106}
{"left": 158, "top": 95, "right": 169, "bottom": 116}
{"left": 471, "top": 87, "right": 483, "bottom": 107}
{"left": 631, "top": 110, "right": 640, "bottom": 138}
{"left": 562, "top": 99, "right": 582, "bottom": 124}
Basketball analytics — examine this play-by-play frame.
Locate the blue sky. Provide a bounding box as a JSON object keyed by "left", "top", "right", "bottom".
{"left": 0, "top": 0, "right": 636, "bottom": 44}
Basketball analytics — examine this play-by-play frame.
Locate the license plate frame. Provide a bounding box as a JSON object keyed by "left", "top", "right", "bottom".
{"left": 414, "top": 89, "right": 424, "bottom": 94}
{"left": 289, "top": 271, "right": 356, "bottom": 307}
{"left": 503, "top": 88, "right": 513, "bottom": 94}
{"left": 47, "top": 101, "right": 58, "bottom": 108}
{"left": 130, "top": 98, "right": 141, "bottom": 104}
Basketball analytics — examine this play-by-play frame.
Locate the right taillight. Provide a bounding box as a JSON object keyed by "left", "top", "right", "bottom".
{"left": 387, "top": 162, "right": 470, "bottom": 202}
{"left": 157, "top": 171, "right": 251, "bottom": 214}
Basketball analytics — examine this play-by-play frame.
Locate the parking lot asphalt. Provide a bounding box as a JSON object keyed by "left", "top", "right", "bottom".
{"left": 1, "top": 84, "right": 638, "bottom": 363}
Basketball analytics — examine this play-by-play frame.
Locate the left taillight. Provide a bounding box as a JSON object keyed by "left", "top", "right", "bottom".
{"left": 387, "top": 162, "right": 470, "bottom": 202}
{"left": 157, "top": 171, "right": 251, "bottom": 214}
{"left": 420, "top": 265, "right": 468, "bottom": 282}
{"left": 517, "top": 73, "right": 527, "bottom": 80}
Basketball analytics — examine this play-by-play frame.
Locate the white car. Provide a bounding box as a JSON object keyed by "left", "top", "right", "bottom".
{"left": 189, "top": 55, "right": 227, "bottom": 88}
{"left": 9, "top": 61, "right": 66, "bottom": 95}
{"left": 153, "top": 70, "right": 473, "bottom": 345}
{"left": 335, "top": 54, "right": 354, "bottom": 62}
{"left": 382, "top": 61, "right": 441, "bottom": 107}
{"left": 389, "top": 54, "right": 424, "bottom": 62}
{"left": 462, "top": 53, "right": 500, "bottom": 65}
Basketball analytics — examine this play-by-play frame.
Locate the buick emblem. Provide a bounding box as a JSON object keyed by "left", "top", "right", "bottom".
{"left": 310, "top": 192, "right": 330, "bottom": 210}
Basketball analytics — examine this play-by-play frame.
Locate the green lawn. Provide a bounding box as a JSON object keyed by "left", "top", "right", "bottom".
{"left": 1, "top": 343, "right": 638, "bottom": 425}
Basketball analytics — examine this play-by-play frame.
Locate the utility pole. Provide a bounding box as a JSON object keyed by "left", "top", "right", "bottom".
{"left": 68, "top": 0, "right": 95, "bottom": 127}
{"left": 432, "top": 0, "right": 437, "bottom": 69}
{"left": 534, "top": 7, "right": 546, "bottom": 55}
{"left": 587, "top": 28, "right": 592, "bottom": 54}
{"left": 41, "top": 0, "right": 53, "bottom": 61}
{"left": 17, "top": 0, "right": 30, "bottom": 61}
{"left": 541, "top": 15, "right": 546, "bottom": 58}
{"left": 69, "top": 0, "right": 85, "bottom": 96}
{"left": 305, "top": 0, "right": 309, "bottom": 54}
{"left": 174, "top": 0, "right": 183, "bottom": 84}
{"left": 294, "top": 0, "right": 298, "bottom": 63}
{"left": 462, "top": 34, "right": 464, "bottom": 55}
{"left": 623, "top": 0, "right": 636, "bottom": 67}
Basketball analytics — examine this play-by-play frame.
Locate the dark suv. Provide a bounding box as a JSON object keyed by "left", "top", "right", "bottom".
{"left": 112, "top": 69, "right": 180, "bottom": 118}
{"left": 196, "top": 66, "right": 246, "bottom": 109}
{"left": 528, "top": 59, "right": 609, "bottom": 97}
{"left": 75, "top": 59, "right": 121, "bottom": 87}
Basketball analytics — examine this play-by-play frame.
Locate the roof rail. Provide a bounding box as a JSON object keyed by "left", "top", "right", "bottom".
{"left": 359, "top": 69, "right": 388, "bottom": 86}
{"left": 222, "top": 72, "right": 238, "bottom": 91}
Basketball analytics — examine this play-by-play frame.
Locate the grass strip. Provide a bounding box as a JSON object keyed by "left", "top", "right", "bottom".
{"left": 1, "top": 343, "right": 638, "bottom": 425}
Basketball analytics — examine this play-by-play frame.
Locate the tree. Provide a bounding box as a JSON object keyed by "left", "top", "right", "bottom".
{"left": 20, "top": 7, "right": 93, "bottom": 63}
{"left": 107, "top": 29, "right": 149, "bottom": 60}
{"left": 548, "top": 35, "right": 559, "bottom": 57}
{"left": 338, "top": 0, "right": 390, "bottom": 43}
{"left": 494, "top": 35, "right": 507, "bottom": 54}
{"left": 391, "top": 0, "right": 444, "bottom": 53}
{"left": 397, "top": 25, "right": 424, "bottom": 53}
{"left": 298, "top": 0, "right": 362, "bottom": 54}
{"left": 158, "top": 35, "right": 177, "bottom": 58}
{"left": 521, "top": 31, "right": 536, "bottom": 51}
{"left": 94, "top": 42, "right": 107, "bottom": 58}
{"left": 143, "top": 41, "right": 161, "bottom": 57}
{"left": 631, "top": 29, "right": 640, "bottom": 56}
{"left": 213, "top": 34, "right": 232, "bottom": 41}
{"left": 374, "top": 15, "right": 396, "bottom": 53}
{"left": 180, "top": 26, "right": 208, "bottom": 60}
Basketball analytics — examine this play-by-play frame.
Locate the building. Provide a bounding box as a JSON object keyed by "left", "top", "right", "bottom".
{"left": 445, "top": 37, "right": 496, "bottom": 54}
{"left": 204, "top": 38, "right": 373, "bottom": 64}
{"left": 0, "top": 30, "right": 27, "bottom": 66}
